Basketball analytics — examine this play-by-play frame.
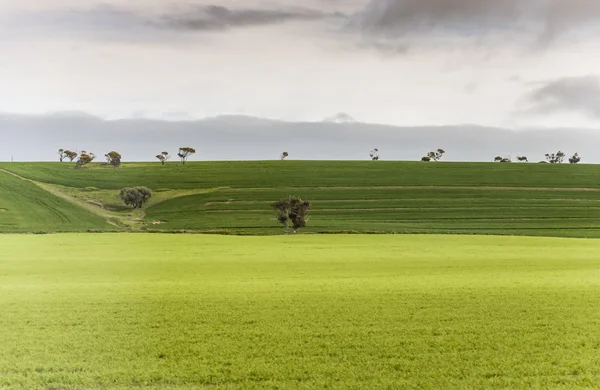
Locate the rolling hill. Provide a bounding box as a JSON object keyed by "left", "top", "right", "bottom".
{"left": 0, "top": 161, "right": 599, "bottom": 237}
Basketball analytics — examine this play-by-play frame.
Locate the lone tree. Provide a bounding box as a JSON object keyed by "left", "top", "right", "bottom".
{"left": 178, "top": 147, "right": 195, "bottom": 165}
{"left": 370, "top": 149, "right": 380, "bottom": 161}
{"left": 271, "top": 196, "right": 311, "bottom": 234}
{"left": 425, "top": 149, "right": 445, "bottom": 162}
{"left": 156, "top": 151, "right": 170, "bottom": 165}
{"left": 58, "top": 149, "right": 67, "bottom": 162}
{"left": 120, "top": 187, "right": 152, "bottom": 209}
{"left": 75, "top": 152, "right": 96, "bottom": 169}
{"left": 569, "top": 153, "right": 581, "bottom": 164}
{"left": 545, "top": 151, "right": 565, "bottom": 164}
{"left": 280, "top": 152, "right": 289, "bottom": 160}
{"left": 65, "top": 150, "right": 78, "bottom": 162}
{"left": 517, "top": 156, "right": 528, "bottom": 162}
{"left": 105, "top": 151, "right": 122, "bottom": 167}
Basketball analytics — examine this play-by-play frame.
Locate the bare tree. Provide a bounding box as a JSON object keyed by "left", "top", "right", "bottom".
{"left": 65, "top": 150, "right": 78, "bottom": 162}
{"left": 58, "top": 149, "right": 67, "bottom": 162}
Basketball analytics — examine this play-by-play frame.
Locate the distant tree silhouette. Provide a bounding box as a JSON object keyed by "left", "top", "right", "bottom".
{"left": 423, "top": 149, "right": 445, "bottom": 162}
{"left": 545, "top": 151, "right": 565, "bottom": 164}
{"left": 370, "top": 149, "right": 380, "bottom": 161}
{"left": 178, "top": 147, "right": 195, "bottom": 165}
{"left": 156, "top": 151, "right": 170, "bottom": 165}
{"left": 75, "top": 152, "right": 96, "bottom": 169}
{"left": 280, "top": 152, "right": 289, "bottom": 160}
{"left": 105, "top": 151, "right": 122, "bottom": 167}
{"left": 569, "top": 153, "right": 581, "bottom": 164}
{"left": 517, "top": 156, "right": 528, "bottom": 162}
{"left": 494, "top": 156, "right": 511, "bottom": 163}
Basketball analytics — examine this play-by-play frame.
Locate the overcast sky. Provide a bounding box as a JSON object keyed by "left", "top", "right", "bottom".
{"left": 2, "top": 0, "right": 600, "bottom": 128}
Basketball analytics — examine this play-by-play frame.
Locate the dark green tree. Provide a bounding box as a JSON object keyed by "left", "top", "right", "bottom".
{"left": 120, "top": 187, "right": 152, "bottom": 208}
{"left": 271, "top": 196, "right": 311, "bottom": 234}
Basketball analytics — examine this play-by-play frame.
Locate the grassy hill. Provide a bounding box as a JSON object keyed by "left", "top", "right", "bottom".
{"left": 0, "top": 170, "right": 113, "bottom": 233}
{"left": 1, "top": 161, "right": 599, "bottom": 236}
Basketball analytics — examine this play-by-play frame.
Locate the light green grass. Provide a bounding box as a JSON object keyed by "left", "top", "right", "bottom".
{"left": 1, "top": 234, "right": 600, "bottom": 389}
{"left": 0, "top": 170, "right": 113, "bottom": 233}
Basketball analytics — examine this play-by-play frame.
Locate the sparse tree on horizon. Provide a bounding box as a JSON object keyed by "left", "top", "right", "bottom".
{"left": 545, "top": 151, "right": 565, "bottom": 164}
{"left": 517, "top": 156, "right": 528, "bottom": 162}
{"left": 271, "top": 196, "right": 311, "bottom": 234}
{"left": 58, "top": 149, "right": 67, "bottom": 162}
{"left": 65, "top": 150, "right": 78, "bottom": 162}
{"left": 421, "top": 156, "right": 431, "bottom": 162}
{"left": 280, "top": 152, "right": 289, "bottom": 160}
{"left": 178, "top": 147, "right": 195, "bottom": 165}
{"left": 105, "top": 151, "right": 122, "bottom": 167}
{"left": 569, "top": 153, "right": 581, "bottom": 164}
{"left": 75, "top": 152, "right": 96, "bottom": 169}
{"left": 424, "top": 149, "right": 445, "bottom": 162}
{"left": 494, "top": 156, "right": 511, "bottom": 163}
{"left": 156, "top": 151, "right": 170, "bottom": 165}
{"left": 370, "top": 149, "right": 380, "bottom": 161}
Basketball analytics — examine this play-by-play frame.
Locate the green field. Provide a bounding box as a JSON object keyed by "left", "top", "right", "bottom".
{"left": 0, "top": 170, "right": 112, "bottom": 233}
{"left": 1, "top": 234, "right": 600, "bottom": 389}
{"left": 0, "top": 161, "right": 599, "bottom": 236}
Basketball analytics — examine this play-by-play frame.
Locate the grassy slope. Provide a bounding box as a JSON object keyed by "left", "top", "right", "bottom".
{"left": 4, "top": 161, "right": 600, "bottom": 189}
{"left": 1, "top": 161, "right": 599, "bottom": 236}
{"left": 0, "top": 170, "right": 112, "bottom": 233}
{"left": 1, "top": 234, "right": 599, "bottom": 389}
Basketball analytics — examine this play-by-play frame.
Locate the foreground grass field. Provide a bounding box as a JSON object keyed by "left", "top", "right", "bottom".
{"left": 1, "top": 161, "right": 599, "bottom": 236}
{"left": 1, "top": 234, "right": 600, "bottom": 389}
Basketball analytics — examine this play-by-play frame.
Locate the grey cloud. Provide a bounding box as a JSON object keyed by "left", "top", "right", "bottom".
{"left": 522, "top": 76, "right": 600, "bottom": 118}
{"left": 355, "top": 0, "right": 600, "bottom": 44}
{"left": 164, "top": 5, "right": 341, "bottom": 31}
{"left": 3, "top": 112, "right": 600, "bottom": 163}
{"left": 8, "top": 3, "right": 345, "bottom": 40}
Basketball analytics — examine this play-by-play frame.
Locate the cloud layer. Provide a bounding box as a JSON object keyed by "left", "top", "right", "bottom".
{"left": 355, "top": 0, "right": 600, "bottom": 44}
{"left": 523, "top": 76, "right": 600, "bottom": 118}
{"left": 164, "top": 5, "right": 336, "bottom": 31}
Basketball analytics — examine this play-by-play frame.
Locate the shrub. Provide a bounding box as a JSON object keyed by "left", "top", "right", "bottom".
{"left": 119, "top": 187, "right": 152, "bottom": 208}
